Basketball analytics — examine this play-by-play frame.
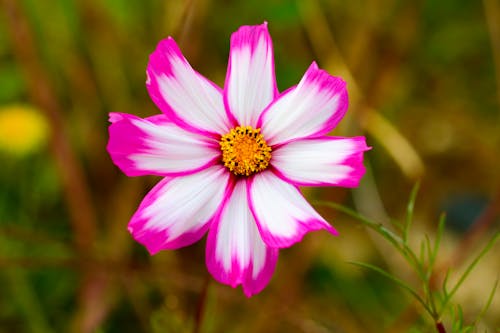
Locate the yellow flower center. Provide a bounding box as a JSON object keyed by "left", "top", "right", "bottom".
{"left": 219, "top": 126, "right": 272, "bottom": 177}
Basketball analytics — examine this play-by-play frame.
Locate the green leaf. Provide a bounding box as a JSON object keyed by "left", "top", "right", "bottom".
{"left": 313, "top": 201, "right": 405, "bottom": 251}
{"left": 315, "top": 200, "right": 427, "bottom": 286}
{"left": 472, "top": 278, "right": 498, "bottom": 326}
{"left": 441, "top": 232, "right": 500, "bottom": 312}
{"left": 442, "top": 269, "right": 451, "bottom": 299}
{"left": 349, "top": 260, "right": 433, "bottom": 315}
{"left": 424, "top": 235, "right": 433, "bottom": 280}
{"left": 404, "top": 182, "right": 420, "bottom": 244}
{"left": 431, "top": 213, "right": 447, "bottom": 269}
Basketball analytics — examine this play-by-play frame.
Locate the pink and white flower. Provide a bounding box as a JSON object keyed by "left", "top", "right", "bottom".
{"left": 107, "top": 23, "right": 370, "bottom": 297}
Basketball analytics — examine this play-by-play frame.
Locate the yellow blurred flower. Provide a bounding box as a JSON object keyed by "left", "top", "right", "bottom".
{"left": 0, "top": 104, "right": 50, "bottom": 157}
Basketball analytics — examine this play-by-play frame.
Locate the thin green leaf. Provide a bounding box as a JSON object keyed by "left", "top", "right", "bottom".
{"left": 411, "top": 239, "right": 429, "bottom": 283}
{"left": 390, "top": 218, "right": 404, "bottom": 233}
{"left": 442, "top": 269, "right": 451, "bottom": 299}
{"left": 457, "top": 305, "right": 464, "bottom": 326}
{"left": 314, "top": 201, "right": 405, "bottom": 251}
{"left": 421, "top": 234, "right": 440, "bottom": 317}
{"left": 349, "top": 260, "right": 433, "bottom": 315}
{"left": 472, "top": 278, "right": 498, "bottom": 326}
{"left": 404, "top": 182, "right": 420, "bottom": 244}
{"left": 432, "top": 213, "right": 446, "bottom": 267}
{"left": 462, "top": 327, "right": 474, "bottom": 333}
{"left": 450, "top": 305, "right": 464, "bottom": 332}
{"left": 442, "top": 233, "right": 500, "bottom": 311}
{"left": 315, "top": 200, "right": 424, "bottom": 279}
{"left": 424, "top": 235, "right": 433, "bottom": 280}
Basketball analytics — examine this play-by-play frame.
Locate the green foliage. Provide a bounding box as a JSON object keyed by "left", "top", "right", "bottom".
{"left": 316, "top": 185, "right": 499, "bottom": 332}
{"left": 1, "top": 0, "right": 499, "bottom": 332}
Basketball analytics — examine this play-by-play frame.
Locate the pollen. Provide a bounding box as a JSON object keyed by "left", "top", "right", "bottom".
{"left": 219, "top": 126, "right": 272, "bottom": 177}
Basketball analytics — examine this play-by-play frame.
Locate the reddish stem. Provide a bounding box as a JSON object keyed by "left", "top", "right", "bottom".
{"left": 193, "top": 275, "right": 210, "bottom": 333}
{"left": 436, "top": 321, "right": 447, "bottom": 333}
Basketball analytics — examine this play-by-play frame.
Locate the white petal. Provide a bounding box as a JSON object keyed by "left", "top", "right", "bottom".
{"left": 248, "top": 172, "right": 337, "bottom": 248}
{"left": 224, "top": 23, "right": 278, "bottom": 127}
{"left": 206, "top": 180, "right": 278, "bottom": 297}
{"left": 258, "top": 62, "right": 348, "bottom": 145}
{"left": 107, "top": 112, "right": 219, "bottom": 177}
{"left": 128, "top": 166, "right": 230, "bottom": 254}
{"left": 272, "top": 137, "right": 370, "bottom": 187}
{"left": 147, "top": 37, "right": 230, "bottom": 135}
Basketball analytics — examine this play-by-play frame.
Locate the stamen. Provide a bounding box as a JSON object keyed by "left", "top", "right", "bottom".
{"left": 219, "top": 126, "right": 272, "bottom": 176}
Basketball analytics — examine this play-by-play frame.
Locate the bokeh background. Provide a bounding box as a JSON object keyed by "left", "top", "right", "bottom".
{"left": 1, "top": 0, "right": 499, "bottom": 332}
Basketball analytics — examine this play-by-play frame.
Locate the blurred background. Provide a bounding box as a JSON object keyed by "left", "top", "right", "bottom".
{"left": 0, "top": 0, "right": 499, "bottom": 332}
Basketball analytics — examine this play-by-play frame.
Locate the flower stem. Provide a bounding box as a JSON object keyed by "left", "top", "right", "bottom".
{"left": 193, "top": 275, "right": 210, "bottom": 333}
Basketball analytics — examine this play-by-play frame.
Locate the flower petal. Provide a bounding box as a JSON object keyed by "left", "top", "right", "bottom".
{"left": 272, "top": 136, "right": 370, "bottom": 187}
{"left": 107, "top": 112, "right": 219, "bottom": 177}
{"left": 147, "top": 37, "right": 230, "bottom": 135}
{"left": 224, "top": 22, "right": 278, "bottom": 127}
{"left": 248, "top": 172, "right": 337, "bottom": 248}
{"left": 258, "top": 62, "right": 348, "bottom": 145}
{"left": 128, "top": 165, "right": 230, "bottom": 254}
{"left": 206, "top": 180, "right": 278, "bottom": 297}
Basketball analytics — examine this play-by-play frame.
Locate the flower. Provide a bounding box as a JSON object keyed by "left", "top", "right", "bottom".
{"left": 107, "top": 23, "right": 370, "bottom": 297}
{"left": 0, "top": 104, "right": 49, "bottom": 157}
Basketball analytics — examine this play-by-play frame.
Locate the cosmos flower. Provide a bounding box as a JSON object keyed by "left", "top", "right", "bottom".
{"left": 107, "top": 23, "right": 369, "bottom": 296}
